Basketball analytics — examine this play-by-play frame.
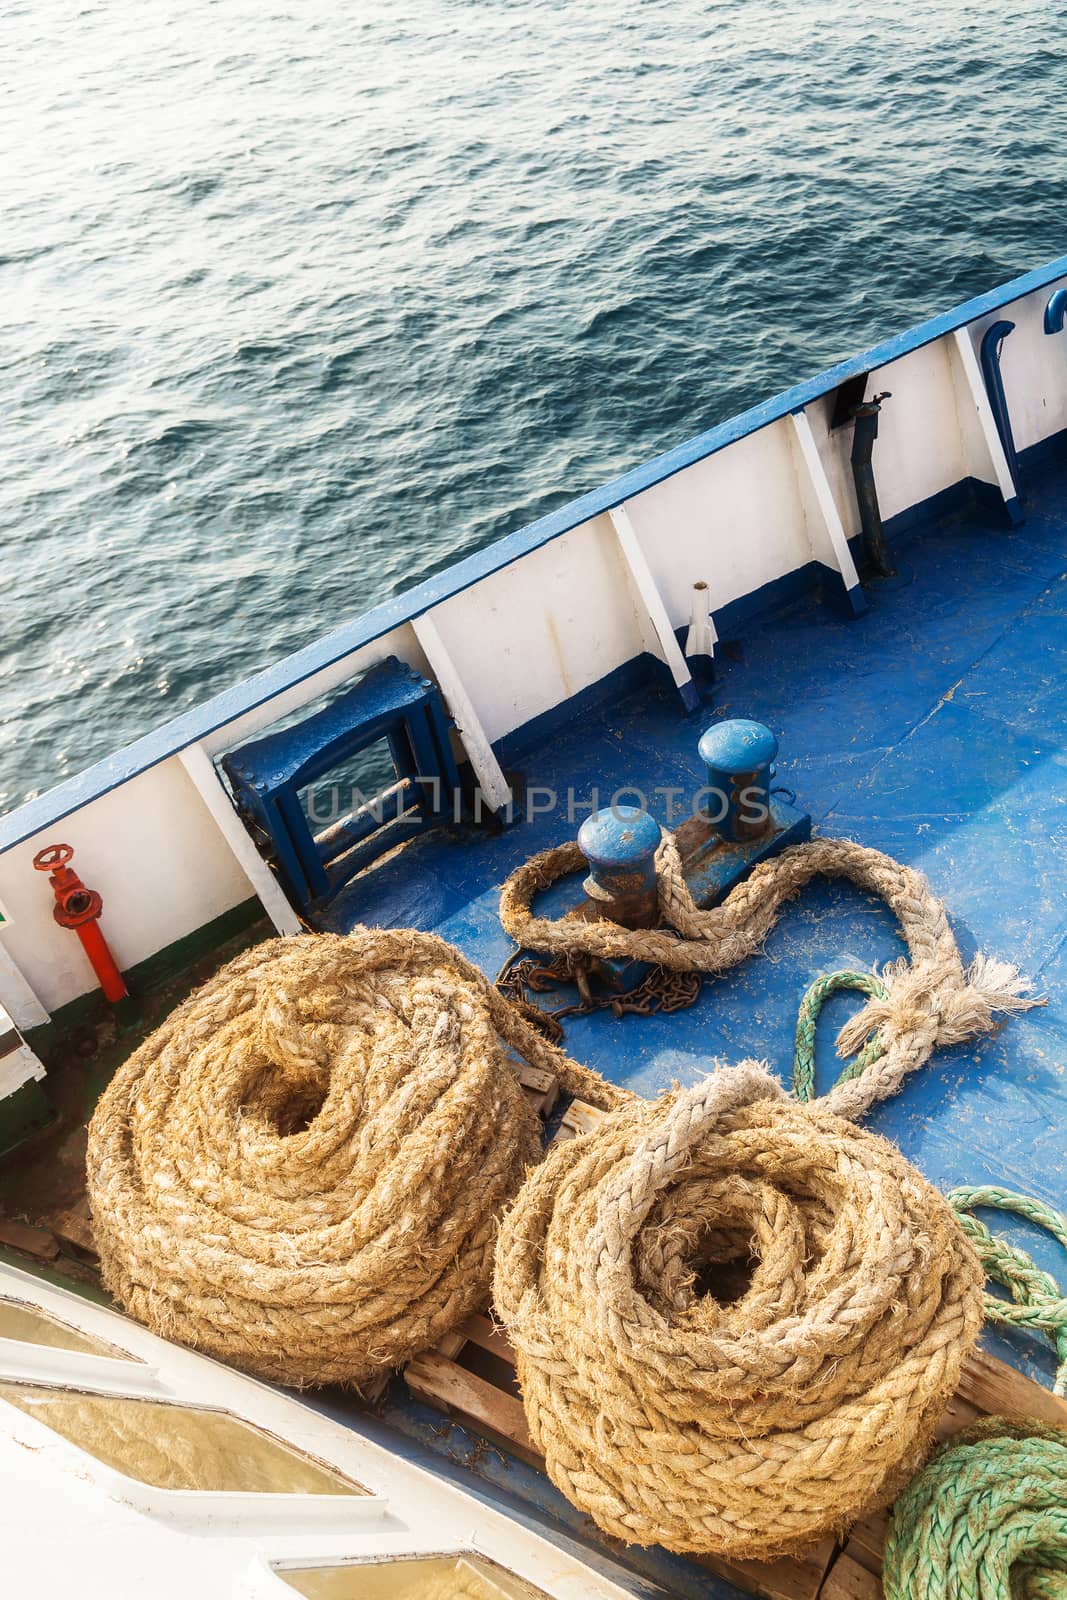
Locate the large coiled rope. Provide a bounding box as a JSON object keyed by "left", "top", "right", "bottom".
{"left": 86, "top": 821, "right": 1035, "bottom": 1557}
{"left": 500, "top": 832, "right": 1034, "bottom": 1121}
{"left": 87, "top": 929, "right": 623, "bottom": 1388}
{"left": 883, "top": 1419, "right": 1067, "bottom": 1600}
{"left": 492, "top": 833, "right": 1037, "bottom": 1558}
{"left": 493, "top": 1062, "right": 985, "bottom": 1560}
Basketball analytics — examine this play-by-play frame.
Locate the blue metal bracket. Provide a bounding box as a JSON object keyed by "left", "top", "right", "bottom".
{"left": 221, "top": 656, "right": 461, "bottom": 918}
{"left": 677, "top": 792, "right": 811, "bottom": 907}
{"left": 979, "top": 320, "right": 1022, "bottom": 506}
{"left": 1043, "top": 289, "right": 1067, "bottom": 335}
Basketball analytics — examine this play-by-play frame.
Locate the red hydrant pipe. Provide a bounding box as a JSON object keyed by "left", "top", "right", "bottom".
{"left": 33, "top": 844, "right": 128, "bottom": 1004}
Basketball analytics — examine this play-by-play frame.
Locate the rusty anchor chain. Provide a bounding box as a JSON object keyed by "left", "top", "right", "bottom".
{"left": 495, "top": 947, "right": 702, "bottom": 1042}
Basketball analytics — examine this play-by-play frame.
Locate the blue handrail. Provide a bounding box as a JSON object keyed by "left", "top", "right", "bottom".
{"left": 979, "top": 320, "right": 1021, "bottom": 493}
{"left": 1045, "top": 288, "right": 1067, "bottom": 334}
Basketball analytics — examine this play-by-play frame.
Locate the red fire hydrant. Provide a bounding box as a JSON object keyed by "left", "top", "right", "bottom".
{"left": 33, "top": 844, "right": 128, "bottom": 1004}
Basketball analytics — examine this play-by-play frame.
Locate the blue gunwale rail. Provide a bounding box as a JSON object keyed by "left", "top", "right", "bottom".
{"left": 3, "top": 252, "right": 1067, "bottom": 854}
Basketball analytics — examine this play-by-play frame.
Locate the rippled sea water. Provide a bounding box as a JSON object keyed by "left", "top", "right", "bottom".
{"left": 3, "top": 0, "right": 1064, "bottom": 807}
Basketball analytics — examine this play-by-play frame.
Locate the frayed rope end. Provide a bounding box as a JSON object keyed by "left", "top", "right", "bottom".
{"left": 835, "top": 953, "right": 1043, "bottom": 1059}
{"left": 962, "top": 952, "right": 1045, "bottom": 1016}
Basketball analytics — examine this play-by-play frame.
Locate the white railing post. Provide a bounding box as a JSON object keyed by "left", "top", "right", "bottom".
{"left": 178, "top": 745, "right": 301, "bottom": 935}
{"left": 0, "top": 939, "right": 49, "bottom": 1030}
{"left": 411, "top": 616, "right": 513, "bottom": 814}
{"left": 789, "top": 410, "right": 866, "bottom": 615}
{"left": 608, "top": 506, "right": 699, "bottom": 711}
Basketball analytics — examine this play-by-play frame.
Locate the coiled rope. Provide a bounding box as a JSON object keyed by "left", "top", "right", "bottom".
{"left": 948, "top": 1186, "right": 1067, "bottom": 1396}
{"left": 501, "top": 832, "right": 1035, "bottom": 1120}
{"left": 493, "top": 1062, "right": 985, "bottom": 1559}
{"left": 492, "top": 833, "right": 1038, "bottom": 1558}
{"left": 883, "top": 1419, "right": 1067, "bottom": 1600}
{"left": 87, "top": 929, "right": 624, "bottom": 1388}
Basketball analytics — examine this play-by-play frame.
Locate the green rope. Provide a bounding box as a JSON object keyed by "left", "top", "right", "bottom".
{"left": 948, "top": 1185, "right": 1067, "bottom": 1396}
{"left": 883, "top": 1420, "right": 1067, "bottom": 1600}
{"left": 791, "top": 970, "right": 888, "bottom": 1102}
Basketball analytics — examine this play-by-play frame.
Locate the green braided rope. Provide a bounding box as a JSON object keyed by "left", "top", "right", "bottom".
{"left": 948, "top": 1186, "right": 1067, "bottom": 1396}
{"left": 883, "top": 1419, "right": 1067, "bottom": 1600}
{"left": 792, "top": 970, "right": 888, "bottom": 1102}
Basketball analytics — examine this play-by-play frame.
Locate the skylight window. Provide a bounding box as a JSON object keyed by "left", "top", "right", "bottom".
{"left": 0, "top": 1382, "right": 365, "bottom": 1495}
{"left": 280, "top": 1554, "right": 549, "bottom": 1600}
{"left": 0, "top": 1299, "right": 135, "bottom": 1360}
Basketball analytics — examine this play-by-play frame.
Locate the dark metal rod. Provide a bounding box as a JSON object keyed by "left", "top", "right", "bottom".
{"left": 979, "top": 320, "right": 1020, "bottom": 491}
{"left": 849, "top": 394, "right": 895, "bottom": 578}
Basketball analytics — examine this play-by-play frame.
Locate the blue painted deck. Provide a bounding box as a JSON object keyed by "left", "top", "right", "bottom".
{"left": 316, "top": 444, "right": 1067, "bottom": 1598}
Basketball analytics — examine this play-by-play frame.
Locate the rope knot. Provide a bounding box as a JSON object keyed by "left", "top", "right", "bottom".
{"left": 838, "top": 953, "right": 1040, "bottom": 1061}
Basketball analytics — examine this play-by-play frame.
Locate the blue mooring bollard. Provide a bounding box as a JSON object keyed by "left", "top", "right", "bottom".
{"left": 698, "top": 719, "right": 778, "bottom": 843}
{"left": 577, "top": 805, "right": 662, "bottom": 929}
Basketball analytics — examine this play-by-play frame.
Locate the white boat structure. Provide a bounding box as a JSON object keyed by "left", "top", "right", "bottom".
{"left": 2, "top": 257, "right": 1067, "bottom": 1598}
{"left": 0, "top": 1257, "right": 631, "bottom": 1599}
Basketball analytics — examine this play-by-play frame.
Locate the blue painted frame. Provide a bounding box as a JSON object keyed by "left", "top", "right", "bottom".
{"left": 3, "top": 253, "right": 1066, "bottom": 855}
{"left": 221, "top": 656, "right": 462, "bottom": 911}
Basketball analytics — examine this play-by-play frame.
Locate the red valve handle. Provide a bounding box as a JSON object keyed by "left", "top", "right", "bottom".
{"left": 33, "top": 843, "right": 74, "bottom": 871}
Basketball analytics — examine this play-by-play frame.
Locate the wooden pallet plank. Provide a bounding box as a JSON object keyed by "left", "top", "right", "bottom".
{"left": 700, "top": 1539, "right": 837, "bottom": 1600}
{"left": 558, "top": 1098, "right": 608, "bottom": 1140}
{"left": 841, "top": 1510, "right": 889, "bottom": 1577}
{"left": 820, "top": 1553, "right": 883, "bottom": 1600}
{"left": 932, "top": 1391, "right": 983, "bottom": 1441}
{"left": 404, "top": 1349, "right": 539, "bottom": 1466}
{"left": 458, "top": 1312, "right": 515, "bottom": 1363}
{"left": 48, "top": 1202, "right": 97, "bottom": 1259}
{"left": 515, "top": 1061, "right": 559, "bottom": 1118}
{"left": 957, "top": 1346, "right": 1067, "bottom": 1428}
{"left": 0, "top": 1219, "right": 59, "bottom": 1261}
{"left": 435, "top": 1329, "right": 469, "bottom": 1359}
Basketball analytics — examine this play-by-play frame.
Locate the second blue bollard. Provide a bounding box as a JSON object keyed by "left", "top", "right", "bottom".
{"left": 697, "top": 719, "right": 778, "bottom": 842}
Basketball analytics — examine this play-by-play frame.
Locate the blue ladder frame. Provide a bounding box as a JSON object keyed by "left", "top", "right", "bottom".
{"left": 221, "top": 657, "right": 462, "bottom": 915}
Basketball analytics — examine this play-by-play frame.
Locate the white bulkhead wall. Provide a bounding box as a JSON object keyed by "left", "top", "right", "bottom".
{"left": 806, "top": 338, "right": 989, "bottom": 540}
{"left": 858, "top": 340, "right": 974, "bottom": 521}
{"left": 419, "top": 516, "right": 657, "bottom": 747}
{"left": 624, "top": 421, "right": 820, "bottom": 624}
